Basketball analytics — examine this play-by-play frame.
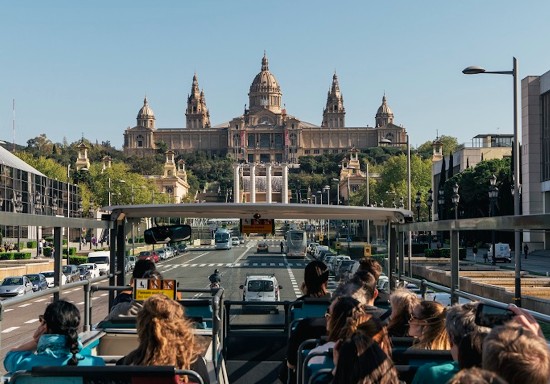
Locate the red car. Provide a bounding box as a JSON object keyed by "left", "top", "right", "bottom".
{"left": 138, "top": 250, "right": 160, "bottom": 263}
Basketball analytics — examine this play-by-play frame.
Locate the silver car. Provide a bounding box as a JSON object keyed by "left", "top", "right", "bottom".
{"left": 0, "top": 276, "right": 33, "bottom": 298}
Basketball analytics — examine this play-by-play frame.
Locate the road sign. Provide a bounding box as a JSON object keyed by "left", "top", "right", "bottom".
{"left": 240, "top": 218, "right": 274, "bottom": 234}
{"left": 364, "top": 244, "right": 372, "bottom": 257}
{"left": 133, "top": 279, "right": 177, "bottom": 300}
{"left": 319, "top": 234, "right": 324, "bottom": 241}
{"left": 335, "top": 242, "right": 341, "bottom": 250}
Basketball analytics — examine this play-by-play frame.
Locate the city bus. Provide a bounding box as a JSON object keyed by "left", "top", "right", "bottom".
{"left": 2, "top": 203, "right": 550, "bottom": 384}
{"left": 214, "top": 228, "right": 233, "bottom": 250}
{"left": 285, "top": 229, "right": 307, "bottom": 258}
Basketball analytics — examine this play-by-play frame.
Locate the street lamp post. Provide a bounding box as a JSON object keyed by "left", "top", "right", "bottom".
{"left": 463, "top": 57, "right": 521, "bottom": 306}
{"left": 452, "top": 183, "right": 460, "bottom": 221}
{"left": 427, "top": 189, "right": 433, "bottom": 248}
{"left": 489, "top": 174, "right": 499, "bottom": 266}
{"left": 323, "top": 185, "right": 330, "bottom": 247}
{"left": 438, "top": 187, "right": 445, "bottom": 247}
{"left": 13, "top": 192, "right": 23, "bottom": 251}
{"left": 415, "top": 191, "right": 422, "bottom": 221}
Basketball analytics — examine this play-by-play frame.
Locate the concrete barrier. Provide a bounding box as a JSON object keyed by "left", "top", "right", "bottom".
{"left": 0, "top": 260, "right": 56, "bottom": 280}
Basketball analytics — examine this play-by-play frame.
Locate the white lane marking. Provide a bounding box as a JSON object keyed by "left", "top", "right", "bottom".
{"left": 285, "top": 256, "right": 302, "bottom": 298}
{"left": 185, "top": 252, "right": 211, "bottom": 263}
{"left": 18, "top": 303, "right": 32, "bottom": 308}
{"left": 77, "top": 302, "right": 85, "bottom": 305}
{"left": 2, "top": 327, "right": 19, "bottom": 333}
{"left": 4, "top": 309, "right": 13, "bottom": 312}
{"left": 91, "top": 297, "right": 98, "bottom": 300}
{"left": 199, "top": 264, "right": 207, "bottom": 267}
{"left": 261, "top": 263, "right": 267, "bottom": 266}
{"left": 100, "top": 293, "right": 108, "bottom": 297}
{"left": 25, "top": 318, "right": 40, "bottom": 324}
{"left": 34, "top": 298, "right": 47, "bottom": 302}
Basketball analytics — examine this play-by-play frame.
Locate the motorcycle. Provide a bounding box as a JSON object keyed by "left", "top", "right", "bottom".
{"left": 210, "top": 281, "right": 220, "bottom": 289}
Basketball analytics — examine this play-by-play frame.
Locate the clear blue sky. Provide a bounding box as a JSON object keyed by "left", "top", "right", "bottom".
{"left": 2, "top": 1, "right": 550, "bottom": 150}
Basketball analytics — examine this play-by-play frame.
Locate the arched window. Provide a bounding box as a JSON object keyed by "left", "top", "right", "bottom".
{"left": 137, "top": 135, "right": 144, "bottom": 148}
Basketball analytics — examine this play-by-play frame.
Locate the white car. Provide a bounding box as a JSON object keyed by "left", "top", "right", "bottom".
{"left": 78, "top": 263, "right": 101, "bottom": 279}
{"left": 39, "top": 271, "right": 67, "bottom": 288}
{"left": 231, "top": 237, "right": 240, "bottom": 246}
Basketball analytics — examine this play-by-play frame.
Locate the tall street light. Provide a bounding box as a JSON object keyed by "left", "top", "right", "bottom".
{"left": 452, "top": 183, "right": 460, "bottom": 220}
{"left": 427, "top": 189, "right": 433, "bottom": 248}
{"left": 463, "top": 58, "right": 521, "bottom": 306}
{"left": 489, "top": 174, "right": 499, "bottom": 267}
{"left": 332, "top": 178, "right": 340, "bottom": 205}
{"left": 415, "top": 191, "right": 422, "bottom": 221}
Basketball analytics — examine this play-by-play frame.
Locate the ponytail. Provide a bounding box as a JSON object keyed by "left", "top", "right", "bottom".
{"left": 66, "top": 326, "right": 80, "bottom": 366}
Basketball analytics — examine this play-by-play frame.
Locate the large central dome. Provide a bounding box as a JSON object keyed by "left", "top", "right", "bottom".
{"left": 248, "top": 53, "right": 282, "bottom": 114}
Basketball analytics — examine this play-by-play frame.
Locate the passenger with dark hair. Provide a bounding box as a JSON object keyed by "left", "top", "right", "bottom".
{"left": 4, "top": 300, "right": 105, "bottom": 372}
{"left": 298, "top": 260, "right": 330, "bottom": 299}
{"left": 111, "top": 259, "right": 157, "bottom": 308}
{"left": 356, "top": 257, "right": 383, "bottom": 281}
{"left": 333, "top": 272, "right": 387, "bottom": 321}
{"left": 332, "top": 331, "right": 400, "bottom": 384}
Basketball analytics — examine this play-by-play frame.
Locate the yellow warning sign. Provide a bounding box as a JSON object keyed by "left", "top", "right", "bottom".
{"left": 133, "top": 279, "right": 177, "bottom": 300}
{"left": 335, "top": 242, "right": 341, "bottom": 250}
{"left": 364, "top": 244, "right": 372, "bottom": 257}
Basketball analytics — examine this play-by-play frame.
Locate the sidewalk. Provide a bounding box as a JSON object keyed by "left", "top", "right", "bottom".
{"left": 462, "top": 247, "right": 550, "bottom": 276}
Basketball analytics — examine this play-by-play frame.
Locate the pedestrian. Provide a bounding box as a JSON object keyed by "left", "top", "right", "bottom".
{"left": 473, "top": 245, "right": 478, "bottom": 262}
{"left": 524, "top": 243, "right": 529, "bottom": 260}
{"left": 483, "top": 251, "right": 488, "bottom": 264}
{"left": 280, "top": 240, "right": 284, "bottom": 254}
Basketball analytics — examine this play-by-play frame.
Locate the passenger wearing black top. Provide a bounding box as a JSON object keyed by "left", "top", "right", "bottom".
{"left": 111, "top": 259, "right": 156, "bottom": 308}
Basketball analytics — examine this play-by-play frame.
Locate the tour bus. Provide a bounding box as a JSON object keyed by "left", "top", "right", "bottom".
{"left": 285, "top": 229, "right": 308, "bottom": 258}
{"left": 2, "top": 203, "right": 550, "bottom": 384}
{"left": 214, "top": 228, "right": 233, "bottom": 250}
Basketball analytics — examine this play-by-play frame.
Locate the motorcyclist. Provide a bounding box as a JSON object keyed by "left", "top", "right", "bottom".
{"left": 209, "top": 269, "right": 221, "bottom": 287}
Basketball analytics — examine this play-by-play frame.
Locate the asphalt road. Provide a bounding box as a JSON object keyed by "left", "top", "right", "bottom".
{"left": 0, "top": 240, "right": 310, "bottom": 373}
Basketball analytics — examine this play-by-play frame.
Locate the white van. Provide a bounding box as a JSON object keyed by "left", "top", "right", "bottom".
{"left": 87, "top": 251, "right": 110, "bottom": 275}
{"left": 487, "top": 243, "right": 512, "bottom": 263}
{"left": 240, "top": 274, "right": 282, "bottom": 313}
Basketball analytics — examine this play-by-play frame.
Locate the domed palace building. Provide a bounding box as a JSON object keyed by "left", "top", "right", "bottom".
{"left": 123, "top": 53, "right": 408, "bottom": 163}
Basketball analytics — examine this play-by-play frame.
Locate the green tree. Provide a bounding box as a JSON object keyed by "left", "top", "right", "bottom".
{"left": 15, "top": 152, "right": 68, "bottom": 181}
{"left": 417, "top": 135, "right": 459, "bottom": 160}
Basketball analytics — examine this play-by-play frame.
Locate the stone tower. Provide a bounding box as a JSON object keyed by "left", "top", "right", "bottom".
{"left": 186, "top": 73, "right": 211, "bottom": 129}
{"left": 322, "top": 72, "right": 345, "bottom": 128}
{"left": 137, "top": 97, "right": 155, "bottom": 129}
{"left": 375, "top": 94, "right": 394, "bottom": 127}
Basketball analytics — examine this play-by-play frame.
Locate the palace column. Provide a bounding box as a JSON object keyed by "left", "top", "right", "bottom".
{"left": 250, "top": 163, "right": 257, "bottom": 203}
{"left": 233, "top": 164, "right": 240, "bottom": 203}
{"left": 266, "top": 163, "right": 273, "bottom": 203}
{"left": 282, "top": 163, "right": 289, "bottom": 204}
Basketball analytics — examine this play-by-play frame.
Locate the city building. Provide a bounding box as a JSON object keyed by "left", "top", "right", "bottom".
{"left": 521, "top": 70, "right": 550, "bottom": 249}
{"left": 123, "top": 53, "right": 408, "bottom": 161}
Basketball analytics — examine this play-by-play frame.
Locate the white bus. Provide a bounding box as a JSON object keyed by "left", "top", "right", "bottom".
{"left": 214, "top": 228, "right": 233, "bottom": 250}
{"left": 285, "top": 229, "right": 307, "bottom": 258}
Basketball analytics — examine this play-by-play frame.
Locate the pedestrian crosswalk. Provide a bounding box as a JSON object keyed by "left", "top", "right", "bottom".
{"left": 157, "top": 262, "right": 308, "bottom": 269}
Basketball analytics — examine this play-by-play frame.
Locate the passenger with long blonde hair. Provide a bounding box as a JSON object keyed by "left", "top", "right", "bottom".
{"left": 120, "top": 294, "right": 210, "bottom": 383}
{"left": 408, "top": 300, "right": 450, "bottom": 350}
{"left": 387, "top": 287, "right": 420, "bottom": 337}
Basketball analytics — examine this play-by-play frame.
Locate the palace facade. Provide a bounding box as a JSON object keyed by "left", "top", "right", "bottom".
{"left": 123, "top": 53, "right": 408, "bottom": 162}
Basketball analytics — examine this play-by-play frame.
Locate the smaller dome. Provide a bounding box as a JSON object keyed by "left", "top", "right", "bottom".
{"left": 137, "top": 97, "right": 155, "bottom": 119}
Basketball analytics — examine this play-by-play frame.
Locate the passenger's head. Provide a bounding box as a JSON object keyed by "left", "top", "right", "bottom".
{"left": 482, "top": 323, "right": 550, "bottom": 384}
{"left": 445, "top": 302, "right": 490, "bottom": 366}
{"left": 327, "top": 296, "right": 370, "bottom": 342}
{"left": 356, "top": 316, "right": 392, "bottom": 357}
{"left": 301, "top": 260, "right": 329, "bottom": 297}
{"left": 130, "top": 294, "right": 198, "bottom": 370}
{"left": 332, "top": 331, "right": 400, "bottom": 384}
{"left": 387, "top": 287, "right": 420, "bottom": 337}
{"left": 214, "top": 269, "right": 219, "bottom": 274}
{"left": 356, "top": 257, "right": 382, "bottom": 281}
{"left": 42, "top": 300, "right": 81, "bottom": 366}
{"left": 447, "top": 367, "right": 508, "bottom": 384}
{"left": 409, "top": 300, "right": 450, "bottom": 350}
{"left": 142, "top": 269, "right": 163, "bottom": 280}
{"left": 133, "top": 259, "right": 156, "bottom": 279}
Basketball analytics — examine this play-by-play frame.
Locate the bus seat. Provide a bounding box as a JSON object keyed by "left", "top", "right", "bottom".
{"left": 9, "top": 366, "right": 205, "bottom": 384}
{"left": 390, "top": 336, "right": 415, "bottom": 348}
{"left": 295, "top": 339, "right": 321, "bottom": 384}
{"left": 179, "top": 299, "right": 213, "bottom": 329}
{"left": 395, "top": 365, "right": 419, "bottom": 384}
{"left": 95, "top": 319, "right": 137, "bottom": 330}
{"left": 302, "top": 350, "right": 334, "bottom": 384}
{"left": 97, "top": 332, "right": 139, "bottom": 356}
{"left": 391, "top": 349, "right": 453, "bottom": 366}
{"left": 307, "top": 368, "right": 333, "bottom": 384}
{"left": 288, "top": 299, "right": 330, "bottom": 323}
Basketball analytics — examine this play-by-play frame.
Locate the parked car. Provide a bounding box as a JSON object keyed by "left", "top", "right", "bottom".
{"left": 78, "top": 265, "right": 92, "bottom": 280}
{"left": 163, "top": 247, "right": 174, "bottom": 258}
{"left": 232, "top": 237, "right": 240, "bottom": 246}
{"left": 0, "top": 276, "right": 33, "bottom": 297}
{"left": 139, "top": 250, "right": 160, "bottom": 263}
{"left": 157, "top": 249, "right": 167, "bottom": 260}
{"left": 335, "top": 260, "right": 356, "bottom": 281}
{"left": 126, "top": 256, "right": 137, "bottom": 271}
{"left": 177, "top": 243, "right": 188, "bottom": 253}
{"left": 239, "top": 236, "right": 245, "bottom": 244}
{"left": 40, "top": 271, "right": 67, "bottom": 287}
{"left": 62, "top": 265, "right": 80, "bottom": 283}
{"left": 24, "top": 273, "right": 49, "bottom": 292}
{"left": 78, "top": 263, "right": 101, "bottom": 279}
{"left": 257, "top": 241, "right": 269, "bottom": 253}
